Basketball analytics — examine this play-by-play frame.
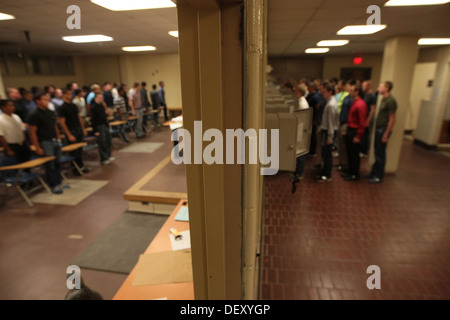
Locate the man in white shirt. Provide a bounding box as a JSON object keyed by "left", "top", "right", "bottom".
{"left": 0, "top": 100, "right": 31, "bottom": 163}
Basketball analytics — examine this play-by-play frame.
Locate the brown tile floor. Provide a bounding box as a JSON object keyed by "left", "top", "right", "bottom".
{"left": 261, "top": 139, "right": 450, "bottom": 300}
{"left": 0, "top": 127, "right": 176, "bottom": 300}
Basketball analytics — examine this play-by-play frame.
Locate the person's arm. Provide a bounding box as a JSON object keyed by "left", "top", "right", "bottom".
{"left": 366, "top": 104, "right": 376, "bottom": 127}
{"left": 79, "top": 115, "right": 87, "bottom": 137}
{"left": 354, "top": 104, "right": 368, "bottom": 143}
{"left": 129, "top": 92, "right": 136, "bottom": 115}
{"left": 326, "top": 107, "right": 334, "bottom": 145}
{"left": 382, "top": 113, "right": 396, "bottom": 143}
{"left": 0, "top": 136, "right": 15, "bottom": 156}
{"left": 116, "top": 107, "right": 125, "bottom": 121}
{"left": 58, "top": 117, "right": 76, "bottom": 142}
{"left": 28, "top": 125, "right": 44, "bottom": 156}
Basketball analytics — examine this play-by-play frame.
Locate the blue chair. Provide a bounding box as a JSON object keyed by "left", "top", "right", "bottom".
{"left": 0, "top": 156, "right": 52, "bottom": 207}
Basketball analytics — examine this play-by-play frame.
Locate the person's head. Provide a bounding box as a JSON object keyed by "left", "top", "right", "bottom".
{"left": 62, "top": 89, "right": 73, "bottom": 103}
{"left": 0, "top": 99, "right": 15, "bottom": 115}
{"left": 6, "top": 87, "right": 21, "bottom": 101}
{"left": 103, "top": 82, "right": 111, "bottom": 91}
{"left": 378, "top": 81, "right": 393, "bottom": 95}
{"left": 31, "top": 86, "right": 41, "bottom": 95}
{"left": 118, "top": 86, "right": 125, "bottom": 96}
{"left": 91, "top": 84, "right": 101, "bottom": 93}
{"left": 345, "top": 80, "right": 355, "bottom": 93}
{"left": 322, "top": 83, "right": 335, "bottom": 99}
{"left": 336, "top": 80, "right": 346, "bottom": 92}
{"left": 362, "top": 80, "right": 372, "bottom": 93}
{"left": 94, "top": 92, "right": 103, "bottom": 104}
{"left": 349, "top": 83, "right": 363, "bottom": 99}
{"left": 319, "top": 81, "right": 330, "bottom": 96}
{"left": 308, "top": 83, "right": 317, "bottom": 94}
{"left": 74, "top": 89, "right": 83, "bottom": 97}
{"left": 159, "top": 81, "right": 165, "bottom": 88}
{"left": 24, "top": 91, "right": 33, "bottom": 101}
{"left": 294, "top": 84, "right": 307, "bottom": 98}
{"left": 34, "top": 92, "right": 50, "bottom": 109}
{"left": 54, "top": 88, "right": 63, "bottom": 99}
{"left": 134, "top": 82, "right": 140, "bottom": 90}
{"left": 141, "top": 81, "right": 147, "bottom": 88}
{"left": 45, "top": 85, "right": 56, "bottom": 95}
{"left": 67, "top": 81, "right": 78, "bottom": 91}
{"left": 152, "top": 84, "right": 157, "bottom": 90}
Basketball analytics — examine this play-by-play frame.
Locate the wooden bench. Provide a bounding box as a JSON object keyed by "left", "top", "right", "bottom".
{"left": 113, "top": 199, "right": 193, "bottom": 300}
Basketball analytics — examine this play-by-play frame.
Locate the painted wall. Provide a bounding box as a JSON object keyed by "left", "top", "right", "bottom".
{"left": 268, "top": 56, "right": 323, "bottom": 82}
{"left": 1, "top": 53, "right": 183, "bottom": 108}
{"left": 415, "top": 46, "right": 450, "bottom": 146}
{"left": 406, "top": 62, "right": 437, "bottom": 131}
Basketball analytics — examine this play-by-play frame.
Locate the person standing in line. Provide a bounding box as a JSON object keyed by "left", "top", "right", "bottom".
{"left": 140, "top": 82, "right": 151, "bottom": 130}
{"left": 368, "top": 81, "right": 397, "bottom": 184}
{"left": 113, "top": 87, "right": 130, "bottom": 144}
{"left": 91, "top": 93, "right": 115, "bottom": 166}
{"left": 103, "top": 82, "right": 115, "bottom": 117}
{"left": 316, "top": 83, "right": 338, "bottom": 182}
{"left": 343, "top": 84, "right": 367, "bottom": 181}
{"left": 0, "top": 100, "right": 31, "bottom": 164}
{"left": 58, "top": 89, "right": 89, "bottom": 175}
{"left": 337, "top": 81, "right": 354, "bottom": 174}
{"left": 361, "top": 80, "right": 378, "bottom": 156}
{"left": 158, "top": 81, "right": 169, "bottom": 121}
{"left": 6, "top": 87, "right": 28, "bottom": 123}
{"left": 27, "top": 93, "right": 64, "bottom": 194}
{"left": 306, "top": 82, "right": 320, "bottom": 156}
{"left": 150, "top": 84, "right": 161, "bottom": 127}
{"left": 51, "top": 88, "right": 64, "bottom": 110}
{"left": 72, "top": 89, "right": 88, "bottom": 126}
{"left": 129, "top": 82, "right": 144, "bottom": 138}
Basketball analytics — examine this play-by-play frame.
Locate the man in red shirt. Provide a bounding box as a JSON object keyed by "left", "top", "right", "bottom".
{"left": 343, "top": 84, "right": 367, "bottom": 181}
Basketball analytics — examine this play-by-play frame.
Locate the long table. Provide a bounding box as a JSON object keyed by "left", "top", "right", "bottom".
{"left": 113, "top": 199, "right": 194, "bottom": 300}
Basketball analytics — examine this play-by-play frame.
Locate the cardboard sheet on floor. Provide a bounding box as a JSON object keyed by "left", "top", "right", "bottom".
{"left": 132, "top": 250, "right": 192, "bottom": 287}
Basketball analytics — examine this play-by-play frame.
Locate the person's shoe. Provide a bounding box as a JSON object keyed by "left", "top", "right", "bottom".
{"left": 73, "top": 170, "right": 83, "bottom": 176}
{"left": 81, "top": 167, "right": 90, "bottom": 173}
{"left": 316, "top": 175, "right": 331, "bottom": 182}
{"left": 108, "top": 157, "right": 116, "bottom": 163}
{"left": 368, "top": 177, "right": 381, "bottom": 184}
{"left": 52, "top": 186, "right": 63, "bottom": 194}
{"left": 344, "top": 175, "right": 359, "bottom": 181}
{"left": 102, "top": 160, "right": 111, "bottom": 166}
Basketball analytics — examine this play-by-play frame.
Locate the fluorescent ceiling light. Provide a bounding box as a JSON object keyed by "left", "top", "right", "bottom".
{"left": 90, "top": 0, "right": 176, "bottom": 11}
{"left": 317, "top": 40, "right": 349, "bottom": 47}
{"left": 62, "top": 35, "right": 113, "bottom": 43}
{"left": 122, "top": 46, "right": 157, "bottom": 52}
{"left": 385, "top": 0, "right": 449, "bottom": 6}
{"left": 418, "top": 38, "right": 450, "bottom": 45}
{"left": 0, "top": 13, "right": 15, "bottom": 20}
{"left": 305, "top": 48, "right": 330, "bottom": 54}
{"left": 168, "top": 31, "right": 179, "bottom": 38}
{"left": 337, "top": 25, "right": 387, "bottom": 35}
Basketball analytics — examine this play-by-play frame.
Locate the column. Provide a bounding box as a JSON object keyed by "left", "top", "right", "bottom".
{"left": 377, "top": 35, "right": 419, "bottom": 174}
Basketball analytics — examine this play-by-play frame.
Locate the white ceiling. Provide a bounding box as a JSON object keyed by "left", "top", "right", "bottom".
{"left": 268, "top": 0, "right": 450, "bottom": 57}
{"left": 0, "top": 0, "right": 449, "bottom": 57}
